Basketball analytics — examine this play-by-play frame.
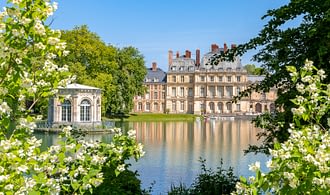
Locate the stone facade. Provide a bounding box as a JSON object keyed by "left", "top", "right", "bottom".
{"left": 132, "top": 43, "right": 277, "bottom": 115}
{"left": 133, "top": 62, "right": 167, "bottom": 113}
{"left": 48, "top": 84, "right": 102, "bottom": 127}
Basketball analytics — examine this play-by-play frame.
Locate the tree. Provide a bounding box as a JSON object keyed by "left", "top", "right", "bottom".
{"left": 60, "top": 26, "right": 147, "bottom": 115}
{"left": 0, "top": 1, "right": 144, "bottom": 194}
{"left": 214, "top": 0, "right": 330, "bottom": 153}
{"left": 111, "top": 46, "right": 146, "bottom": 114}
{"left": 243, "top": 64, "right": 265, "bottom": 75}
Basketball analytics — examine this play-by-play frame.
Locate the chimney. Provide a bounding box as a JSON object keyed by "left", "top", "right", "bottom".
{"left": 231, "top": 44, "right": 237, "bottom": 49}
{"left": 168, "top": 50, "right": 173, "bottom": 65}
{"left": 224, "top": 43, "right": 228, "bottom": 53}
{"left": 176, "top": 51, "right": 180, "bottom": 58}
{"left": 185, "top": 50, "right": 191, "bottom": 58}
{"left": 211, "top": 44, "right": 219, "bottom": 52}
{"left": 196, "top": 49, "right": 200, "bottom": 66}
{"left": 152, "top": 62, "right": 157, "bottom": 71}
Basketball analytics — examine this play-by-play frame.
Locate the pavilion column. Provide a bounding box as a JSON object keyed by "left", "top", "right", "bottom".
{"left": 72, "top": 96, "right": 78, "bottom": 123}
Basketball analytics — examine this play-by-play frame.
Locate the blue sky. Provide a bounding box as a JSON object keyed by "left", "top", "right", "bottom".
{"left": 8, "top": 0, "right": 291, "bottom": 70}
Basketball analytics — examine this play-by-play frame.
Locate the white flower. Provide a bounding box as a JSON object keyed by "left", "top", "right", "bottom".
{"left": 83, "top": 184, "right": 92, "bottom": 190}
{"left": 283, "top": 172, "right": 295, "bottom": 180}
{"left": 0, "top": 101, "right": 11, "bottom": 115}
{"left": 317, "top": 69, "right": 326, "bottom": 80}
{"left": 116, "top": 164, "right": 125, "bottom": 172}
{"left": 34, "top": 20, "right": 46, "bottom": 35}
{"left": 248, "top": 161, "right": 260, "bottom": 172}
{"left": 35, "top": 42, "right": 46, "bottom": 50}
{"left": 296, "top": 83, "right": 305, "bottom": 93}
{"left": 4, "top": 184, "right": 14, "bottom": 190}
{"left": 63, "top": 50, "right": 70, "bottom": 56}
{"left": 17, "top": 165, "right": 28, "bottom": 173}
{"left": 289, "top": 178, "right": 298, "bottom": 188}
{"left": 20, "top": 17, "right": 31, "bottom": 25}
{"left": 291, "top": 106, "right": 305, "bottom": 115}
{"left": 303, "top": 59, "right": 313, "bottom": 71}
{"left": 302, "top": 75, "right": 313, "bottom": 83}
{"left": 308, "top": 83, "right": 317, "bottom": 92}
{"left": 25, "top": 178, "right": 36, "bottom": 189}
{"left": 0, "top": 175, "right": 9, "bottom": 182}
{"left": 12, "top": 0, "right": 22, "bottom": 5}
{"left": 62, "top": 126, "right": 72, "bottom": 137}
{"left": 15, "top": 58, "right": 22, "bottom": 64}
{"left": 127, "top": 129, "right": 136, "bottom": 138}
{"left": 47, "top": 37, "right": 60, "bottom": 45}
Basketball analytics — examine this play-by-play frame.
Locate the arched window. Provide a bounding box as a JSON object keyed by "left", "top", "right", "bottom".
{"left": 226, "top": 102, "right": 232, "bottom": 113}
{"left": 154, "top": 102, "right": 158, "bottom": 111}
{"left": 209, "top": 102, "right": 215, "bottom": 113}
{"left": 218, "top": 102, "right": 223, "bottom": 113}
{"left": 61, "top": 100, "right": 71, "bottom": 122}
{"left": 255, "top": 103, "right": 262, "bottom": 113}
{"left": 80, "top": 99, "right": 91, "bottom": 122}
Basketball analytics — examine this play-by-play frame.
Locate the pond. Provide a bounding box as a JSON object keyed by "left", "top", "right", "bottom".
{"left": 34, "top": 119, "right": 268, "bottom": 194}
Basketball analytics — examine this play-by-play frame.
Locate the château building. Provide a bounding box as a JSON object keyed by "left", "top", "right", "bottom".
{"left": 132, "top": 43, "right": 276, "bottom": 115}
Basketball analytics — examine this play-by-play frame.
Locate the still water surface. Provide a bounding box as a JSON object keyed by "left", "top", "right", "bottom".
{"left": 35, "top": 119, "right": 268, "bottom": 195}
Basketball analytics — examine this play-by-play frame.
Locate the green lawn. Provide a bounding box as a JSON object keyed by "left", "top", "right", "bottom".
{"left": 105, "top": 113, "right": 200, "bottom": 122}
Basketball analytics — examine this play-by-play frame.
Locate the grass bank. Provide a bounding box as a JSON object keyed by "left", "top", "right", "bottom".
{"left": 105, "top": 113, "right": 200, "bottom": 122}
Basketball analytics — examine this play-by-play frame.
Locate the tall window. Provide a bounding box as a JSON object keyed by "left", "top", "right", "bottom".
{"left": 146, "top": 102, "right": 150, "bottom": 111}
{"left": 138, "top": 102, "right": 142, "bottom": 111}
{"left": 154, "top": 103, "right": 158, "bottom": 111}
{"left": 172, "top": 87, "right": 176, "bottom": 97}
{"left": 200, "top": 76, "right": 205, "bottom": 82}
{"left": 80, "top": 99, "right": 91, "bottom": 122}
{"left": 172, "top": 76, "right": 176, "bottom": 82}
{"left": 227, "top": 76, "right": 232, "bottom": 82}
{"left": 236, "top": 104, "right": 241, "bottom": 111}
{"left": 172, "top": 101, "right": 176, "bottom": 111}
{"left": 209, "top": 86, "right": 215, "bottom": 97}
{"left": 236, "top": 87, "right": 241, "bottom": 95}
{"left": 236, "top": 76, "right": 241, "bottom": 82}
{"left": 217, "top": 86, "right": 224, "bottom": 97}
{"left": 180, "top": 76, "right": 185, "bottom": 82}
{"left": 188, "top": 88, "right": 193, "bottom": 97}
{"left": 189, "top": 76, "right": 193, "bottom": 83}
{"left": 61, "top": 100, "right": 71, "bottom": 122}
{"left": 226, "top": 86, "right": 233, "bottom": 97}
{"left": 218, "top": 76, "right": 223, "bottom": 82}
{"left": 154, "top": 91, "right": 158, "bottom": 99}
{"left": 180, "top": 87, "right": 184, "bottom": 97}
{"left": 210, "top": 76, "right": 214, "bottom": 82}
{"left": 200, "top": 87, "right": 205, "bottom": 97}
{"left": 180, "top": 101, "right": 184, "bottom": 111}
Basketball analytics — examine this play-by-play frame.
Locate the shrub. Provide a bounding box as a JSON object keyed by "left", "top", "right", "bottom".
{"left": 168, "top": 158, "right": 238, "bottom": 195}
{"left": 233, "top": 61, "right": 330, "bottom": 194}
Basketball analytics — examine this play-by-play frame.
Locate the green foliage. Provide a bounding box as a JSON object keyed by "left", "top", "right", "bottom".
{"left": 243, "top": 64, "right": 266, "bottom": 75}
{"left": 234, "top": 62, "right": 330, "bottom": 194}
{"left": 59, "top": 25, "right": 147, "bottom": 115}
{"left": 215, "top": 0, "right": 330, "bottom": 154}
{"left": 168, "top": 158, "right": 238, "bottom": 195}
{"left": 92, "top": 165, "right": 143, "bottom": 195}
{"left": 0, "top": 1, "right": 145, "bottom": 194}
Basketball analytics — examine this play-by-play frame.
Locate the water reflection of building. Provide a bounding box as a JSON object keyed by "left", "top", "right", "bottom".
{"left": 132, "top": 43, "right": 276, "bottom": 115}
{"left": 133, "top": 120, "right": 261, "bottom": 159}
